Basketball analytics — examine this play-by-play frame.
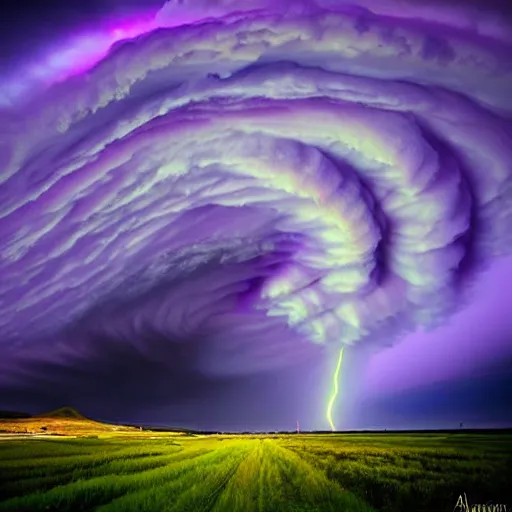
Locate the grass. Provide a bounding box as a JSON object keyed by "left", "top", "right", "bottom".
{"left": 0, "top": 433, "right": 511, "bottom": 511}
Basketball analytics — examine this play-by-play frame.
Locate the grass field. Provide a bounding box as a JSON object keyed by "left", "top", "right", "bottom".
{"left": 0, "top": 432, "right": 511, "bottom": 511}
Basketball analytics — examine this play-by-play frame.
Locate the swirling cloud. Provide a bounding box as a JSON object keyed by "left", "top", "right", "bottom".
{"left": 1, "top": 0, "right": 511, "bottom": 380}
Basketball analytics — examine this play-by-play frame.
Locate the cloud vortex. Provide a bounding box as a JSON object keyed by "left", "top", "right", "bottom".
{"left": 1, "top": 0, "right": 511, "bottom": 377}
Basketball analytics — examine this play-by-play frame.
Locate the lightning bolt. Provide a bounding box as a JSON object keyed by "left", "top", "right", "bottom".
{"left": 326, "top": 346, "right": 344, "bottom": 432}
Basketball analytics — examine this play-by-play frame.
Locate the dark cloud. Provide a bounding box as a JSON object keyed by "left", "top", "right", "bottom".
{"left": 0, "top": 0, "right": 511, "bottom": 428}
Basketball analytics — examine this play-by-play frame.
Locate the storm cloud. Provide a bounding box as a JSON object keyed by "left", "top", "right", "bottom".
{"left": 0, "top": 0, "right": 511, "bottom": 412}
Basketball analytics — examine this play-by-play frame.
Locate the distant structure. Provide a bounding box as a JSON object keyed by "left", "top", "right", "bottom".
{"left": 296, "top": 420, "right": 300, "bottom": 434}
{"left": 460, "top": 422, "right": 464, "bottom": 429}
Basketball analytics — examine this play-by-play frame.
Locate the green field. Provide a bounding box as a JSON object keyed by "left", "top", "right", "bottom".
{"left": 1, "top": 433, "right": 511, "bottom": 511}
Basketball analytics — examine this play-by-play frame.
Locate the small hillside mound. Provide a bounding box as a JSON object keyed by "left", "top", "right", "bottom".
{"left": 35, "top": 407, "right": 87, "bottom": 420}
{"left": 1, "top": 407, "right": 140, "bottom": 436}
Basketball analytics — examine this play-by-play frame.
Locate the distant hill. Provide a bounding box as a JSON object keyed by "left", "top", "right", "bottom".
{"left": 0, "top": 406, "right": 142, "bottom": 436}
{"left": 0, "top": 410, "right": 31, "bottom": 419}
{"left": 34, "top": 407, "right": 87, "bottom": 420}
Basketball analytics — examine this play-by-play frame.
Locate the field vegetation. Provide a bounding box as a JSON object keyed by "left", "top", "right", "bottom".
{"left": 0, "top": 431, "right": 511, "bottom": 511}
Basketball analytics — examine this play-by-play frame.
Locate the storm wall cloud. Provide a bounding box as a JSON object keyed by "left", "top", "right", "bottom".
{"left": 0, "top": 0, "right": 511, "bottom": 424}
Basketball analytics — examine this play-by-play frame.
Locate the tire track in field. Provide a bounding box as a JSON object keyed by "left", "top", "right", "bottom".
{"left": 95, "top": 442, "right": 253, "bottom": 512}
{"left": 210, "top": 440, "right": 265, "bottom": 512}
{"left": 0, "top": 445, "right": 217, "bottom": 512}
{"left": 262, "top": 440, "right": 375, "bottom": 512}
{"left": 0, "top": 448, "right": 172, "bottom": 479}
{"left": 170, "top": 443, "right": 253, "bottom": 512}
{"left": 193, "top": 453, "right": 246, "bottom": 512}
{"left": 0, "top": 451, "right": 185, "bottom": 501}
{"left": 209, "top": 439, "right": 375, "bottom": 511}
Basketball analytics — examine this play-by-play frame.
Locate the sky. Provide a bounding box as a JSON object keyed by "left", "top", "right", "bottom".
{"left": 0, "top": 0, "right": 511, "bottom": 431}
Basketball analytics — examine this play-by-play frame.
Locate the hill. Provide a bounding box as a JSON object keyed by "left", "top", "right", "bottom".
{"left": 0, "top": 407, "right": 140, "bottom": 437}
{"left": 34, "top": 407, "right": 87, "bottom": 420}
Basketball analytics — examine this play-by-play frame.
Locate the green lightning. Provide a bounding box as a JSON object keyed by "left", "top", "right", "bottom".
{"left": 326, "top": 346, "right": 345, "bottom": 432}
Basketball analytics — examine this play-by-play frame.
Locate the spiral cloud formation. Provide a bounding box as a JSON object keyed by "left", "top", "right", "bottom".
{"left": 1, "top": 0, "right": 511, "bottom": 378}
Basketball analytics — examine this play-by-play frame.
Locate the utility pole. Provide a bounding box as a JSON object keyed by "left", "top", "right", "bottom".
{"left": 296, "top": 420, "right": 300, "bottom": 434}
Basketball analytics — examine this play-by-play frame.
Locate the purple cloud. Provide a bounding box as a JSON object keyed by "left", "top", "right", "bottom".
{"left": 0, "top": 0, "right": 511, "bottom": 389}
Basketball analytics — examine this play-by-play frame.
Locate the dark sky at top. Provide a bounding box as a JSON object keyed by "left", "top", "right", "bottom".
{"left": 0, "top": 0, "right": 511, "bottom": 431}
